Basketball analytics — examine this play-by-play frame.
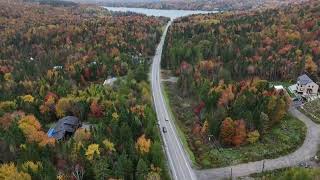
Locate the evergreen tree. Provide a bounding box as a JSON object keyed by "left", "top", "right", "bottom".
{"left": 136, "top": 158, "right": 148, "bottom": 180}
{"left": 150, "top": 141, "right": 163, "bottom": 167}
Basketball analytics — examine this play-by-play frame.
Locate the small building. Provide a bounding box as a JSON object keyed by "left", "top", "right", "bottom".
{"left": 296, "top": 74, "right": 319, "bottom": 96}
{"left": 53, "top": 66, "right": 63, "bottom": 70}
{"left": 48, "top": 116, "right": 81, "bottom": 141}
{"left": 274, "top": 85, "right": 284, "bottom": 91}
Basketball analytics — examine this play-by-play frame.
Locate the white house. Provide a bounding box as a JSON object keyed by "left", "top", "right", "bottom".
{"left": 296, "top": 74, "right": 319, "bottom": 96}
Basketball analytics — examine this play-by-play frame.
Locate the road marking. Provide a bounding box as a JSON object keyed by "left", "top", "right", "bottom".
{"left": 151, "top": 20, "right": 197, "bottom": 180}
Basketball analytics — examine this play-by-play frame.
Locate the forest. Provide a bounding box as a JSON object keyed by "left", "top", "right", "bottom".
{"left": 162, "top": 0, "right": 319, "bottom": 168}
{"left": 0, "top": 0, "right": 169, "bottom": 179}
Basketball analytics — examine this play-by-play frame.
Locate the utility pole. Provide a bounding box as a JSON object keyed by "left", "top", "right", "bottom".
{"left": 262, "top": 160, "right": 265, "bottom": 173}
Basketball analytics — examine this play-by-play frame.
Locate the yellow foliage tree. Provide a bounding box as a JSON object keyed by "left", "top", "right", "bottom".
{"left": 247, "top": 130, "right": 260, "bottom": 144}
{"left": 102, "top": 139, "right": 116, "bottom": 153}
{"left": 21, "top": 161, "right": 42, "bottom": 173}
{"left": 135, "top": 134, "right": 151, "bottom": 154}
{"left": 20, "top": 95, "right": 35, "bottom": 103}
{"left": 55, "top": 97, "right": 73, "bottom": 117}
{"left": 0, "top": 101, "right": 17, "bottom": 112}
{"left": 201, "top": 120, "right": 209, "bottom": 135}
{"left": 112, "top": 112, "right": 119, "bottom": 121}
{"left": 4, "top": 73, "right": 13, "bottom": 82}
{"left": 73, "top": 128, "right": 91, "bottom": 142}
{"left": 0, "top": 163, "right": 31, "bottom": 180}
{"left": 305, "top": 55, "right": 318, "bottom": 74}
{"left": 85, "top": 144, "right": 100, "bottom": 160}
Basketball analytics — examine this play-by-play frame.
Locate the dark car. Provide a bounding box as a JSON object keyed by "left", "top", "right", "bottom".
{"left": 162, "top": 127, "right": 167, "bottom": 133}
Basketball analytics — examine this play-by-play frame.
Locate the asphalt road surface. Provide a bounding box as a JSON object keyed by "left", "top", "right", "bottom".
{"left": 151, "top": 20, "right": 197, "bottom": 180}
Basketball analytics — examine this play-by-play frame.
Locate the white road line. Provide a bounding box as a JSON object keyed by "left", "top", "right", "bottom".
{"left": 151, "top": 20, "right": 197, "bottom": 180}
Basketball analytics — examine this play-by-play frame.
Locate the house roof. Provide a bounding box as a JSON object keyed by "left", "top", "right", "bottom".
{"left": 298, "top": 74, "right": 314, "bottom": 85}
{"left": 274, "top": 85, "right": 284, "bottom": 90}
{"left": 50, "top": 116, "right": 80, "bottom": 140}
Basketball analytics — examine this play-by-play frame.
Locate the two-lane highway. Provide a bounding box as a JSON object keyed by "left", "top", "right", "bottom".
{"left": 151, "top": 20, "right": 197, "bottom": 180}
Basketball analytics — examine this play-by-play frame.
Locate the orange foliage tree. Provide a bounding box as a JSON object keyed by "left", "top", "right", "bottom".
{"left": 219, "top": 117, "right": 235, "bottom": 146}
{"left": 232, "top": 119, "right": 247, "bottom": 147}
{"left": 18, "top": 115, "right": 55, "bottom": 147}
{"left": 135, "top": 134, "right": 151, "bottom": 154}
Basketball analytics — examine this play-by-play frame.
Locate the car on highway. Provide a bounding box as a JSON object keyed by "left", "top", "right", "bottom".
{"left": 165, "top": 119, "right": 169, "bottom": 121}
{"left": 162, "top": 127, "right": 167, "bottom": 133}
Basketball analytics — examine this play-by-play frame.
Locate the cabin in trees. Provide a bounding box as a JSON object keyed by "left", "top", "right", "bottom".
{"left": 296, "top": 74, "right": 319, "bottom": 96}
{"left": 47, "top": 116, "right": 81, "bottom": 141}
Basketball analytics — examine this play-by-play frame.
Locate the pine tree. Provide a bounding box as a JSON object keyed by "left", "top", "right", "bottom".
{"left": 136, "top": 159, "right": 148, "bottom": 180}
{"left": 150, "top": 141, "right": 163, "bottom": 167}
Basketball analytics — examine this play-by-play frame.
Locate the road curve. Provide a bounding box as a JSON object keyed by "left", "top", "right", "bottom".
{"left": 196, "top": 108, "right": 320, "bottom": 179}
{"left": 151, "top": 20, "right": 197, "bottom": 180}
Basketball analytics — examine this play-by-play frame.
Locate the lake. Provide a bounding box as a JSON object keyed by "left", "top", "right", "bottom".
{"left": 104, "top": 7, "right": 218, "bottom": 19}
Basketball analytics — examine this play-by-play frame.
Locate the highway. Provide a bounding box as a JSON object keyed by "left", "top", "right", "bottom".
{"left": 151, "top": 20, "right": 197, "bottom": 180}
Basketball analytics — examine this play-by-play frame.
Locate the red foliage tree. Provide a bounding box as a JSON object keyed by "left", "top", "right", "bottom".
{"left": 90, "top": 100, "right": 103, "bottom": 118}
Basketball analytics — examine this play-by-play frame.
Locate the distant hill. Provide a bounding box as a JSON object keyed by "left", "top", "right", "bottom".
{"left": 25, "top": 0, "right": 78, "bottom": 6}
{"left": 72, "top": 0, "right": 307, "bottom": 11}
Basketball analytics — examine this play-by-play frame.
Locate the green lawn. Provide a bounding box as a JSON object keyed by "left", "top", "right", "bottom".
{"left": 164, "top": 81, "right": 306, "bottom": 169}
{"left": 300, "top": 99, "right": 320, "bottom": 124}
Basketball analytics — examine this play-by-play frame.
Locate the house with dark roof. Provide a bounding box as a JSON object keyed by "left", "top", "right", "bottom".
{"left": 296, "top": 74, "right": 319, "bottom": 96}
{"left": 47, "top": 116, "right": 81, "bottom": 141}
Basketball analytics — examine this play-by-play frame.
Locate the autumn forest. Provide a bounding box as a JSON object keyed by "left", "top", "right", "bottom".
{"left": 0, "top": 0, "right": 169, "bottom": 179}
{"left": 1, "top": 0, "right": 320, "bottom": 179}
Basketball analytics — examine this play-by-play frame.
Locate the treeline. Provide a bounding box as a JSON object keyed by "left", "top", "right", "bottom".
{"left": 163, "top": 1, "right": 320, "bottom": 82}
{"left": 24, "top": 0, "right": 78, "bottom": 7}
{"left": 0, "top": 0, "right": 169, "bottom": 179}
